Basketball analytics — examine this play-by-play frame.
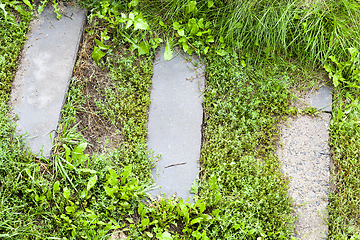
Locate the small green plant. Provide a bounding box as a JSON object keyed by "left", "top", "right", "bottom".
{"left": 0, "top": 0, "right": 32, "bottom": 22}
{"left": 127, "top": 195, "right": 217, "bottom": 239}
{"left": 172, "top": 16, "right": 215, "bottom": 56}
{"left": 37, "top": 0, "right": 48, "bottom": 14}
{"left": 324, "top": 47, "right": 360, "bottom": 88}
{"left": 52, "top": 0, "right": 61, "bottom": 20}
{"left": 88, "top": 0, "right": 162, "bottom": 64}
{"left": 62, "top": 142, "right": 90, "bottom": 170}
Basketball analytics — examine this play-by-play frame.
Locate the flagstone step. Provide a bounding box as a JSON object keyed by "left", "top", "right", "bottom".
{"left": 10, "top": 5, "right": 86, "bottom": 156}
{"left": 147, "top": 45, "right": 205, "bottom": 201}
{"left": 306, "top": 85, "right": 333, "bottom": 113}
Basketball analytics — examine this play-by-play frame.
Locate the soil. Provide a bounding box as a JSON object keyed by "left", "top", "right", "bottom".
{"left": 70, "top": 18, "right": 126, "bottom": 155}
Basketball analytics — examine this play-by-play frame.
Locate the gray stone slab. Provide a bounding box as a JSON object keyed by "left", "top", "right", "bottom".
{"left": 307, "top": 85, "right": 333, "bottom": 112}
{"left": 147, "top": 45, "right": 205, "bottom": 201}
{"left": 10, "top": 5, "right": 86, "bottom": 156}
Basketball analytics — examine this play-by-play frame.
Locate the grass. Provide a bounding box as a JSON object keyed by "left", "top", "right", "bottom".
{"left": 219, "top": 0, "right": 360, "bottom": 64}
{"left": 0, "top": 102, "right": 42, "bottom": 238}
{"left": 0, "top": 2, "right": 32, "bottom": 102}
{"left": 196, "top": 53, "right": 295, "bottom": 239}
{"left": 328, "top": 49, "right": 360, "bottom": 239}
{"left": 1, "top": 0, "right": 360, "bottom": 239}
{"left": 0, "top": 4, "right": 37, "bottom": 237}
{"left": 0, "top": 17, "right": 156, "bottom": 237}
{"left": 141, "top": 0, "right": 360, "bottom": 65}
{"left": 61, "top": 47, "right": 156, "bottom": 183}
{"left": 0, "top": 2, "right": 155, "bottom": 238}
{"left": 329, "top": 87, "right": 360, "bottom": 238}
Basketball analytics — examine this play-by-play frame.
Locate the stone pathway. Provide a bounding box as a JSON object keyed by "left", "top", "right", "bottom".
{"left": 277, "top": 86, "right": 332, "bottom": 239}
{"left": 147, "top": 46, "right": 204, "bottom": 201}
{"left": 11, "top": 4, "right": 204, "bottom": 202}
{"left": 10, "top": 5, "right": 86, "bottom": 156}
{"left": 8, "top": 5, "right": 335, "bottom": 236}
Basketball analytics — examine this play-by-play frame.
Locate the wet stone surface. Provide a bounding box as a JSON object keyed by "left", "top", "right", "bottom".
{"left": 277, "top": 113, "right": 331, "bottom": 239}
{"left": 10, "top": 5, "right": 86, "bottom": 156}
{"left": 147, "top": 45, "right": 204, "bottom": 201}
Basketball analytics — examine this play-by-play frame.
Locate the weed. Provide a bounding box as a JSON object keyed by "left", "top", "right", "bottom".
{"left": 195, "top": 52, "right": 295, "bottom": 239}
{"left": 328, "top": 49, "right": 360, "bottom": 238}
{"left": 0, "top": 0, "right": 32, "bottom": 103}
{"left": 83, "top": 0, "right": 162, "bottom": 63}
{"left": 325, "top": 47, "right": 360, "bottom": 88}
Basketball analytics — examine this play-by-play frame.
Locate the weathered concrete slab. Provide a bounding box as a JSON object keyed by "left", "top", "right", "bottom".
{"left": 10, "top": 5, "right": 86, "bottom": 156}
{"left": 147, "top": 45, "right": 205, "bottom": 201}
{"left": 307, "top": 85, "right": 332, "bottom": 112}
{"left": 277, "top": 113, "right": 331, "bottom": 239}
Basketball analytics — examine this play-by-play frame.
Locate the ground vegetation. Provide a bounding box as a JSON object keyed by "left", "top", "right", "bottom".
{"left": 0, "top": 0, "right": 360, "bottom": 239}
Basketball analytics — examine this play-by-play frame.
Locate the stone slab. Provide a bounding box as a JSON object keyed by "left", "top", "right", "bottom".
{"left": 307, "top": 85, "right": 332, "bottom": 112}
{"left": 10, "top": 5, "right": 86, "bottom": 156}
{"left": 147, "top": 45, "right": 205, "bottom": 201}
{"left": 277, "top": 113, "right": 331, "bottom": 239}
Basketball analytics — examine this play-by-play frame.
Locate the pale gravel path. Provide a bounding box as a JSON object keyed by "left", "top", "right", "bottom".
{"left": 277, "top": 113, "right": 331, "bottom": 239}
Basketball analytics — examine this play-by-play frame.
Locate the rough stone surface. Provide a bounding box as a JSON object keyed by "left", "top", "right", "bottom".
{"left": 10, "top": 5, "right": 86, "bottom": 156}
{"left": 277, "top": 113, "right": 331, "bottom": 239}
{"left": 147, "top": 45, "right": 205, "bottom": 201}
{"left": 306, "top": 85, "right": 333, "bottom": 112}
{"left": 110, "top": 231, "right": 127, "bottom": 240}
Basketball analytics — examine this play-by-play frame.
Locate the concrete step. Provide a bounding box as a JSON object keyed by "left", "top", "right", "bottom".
{"left": 147, "top": 45, "right": 205, "bottom": 201}
{"left": 10, "top": 5, "right": 86, "bottom": 156}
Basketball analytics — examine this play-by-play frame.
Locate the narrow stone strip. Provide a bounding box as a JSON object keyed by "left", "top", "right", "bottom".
{"left": 10, "top": 5, "right": 86, "bottom": 156}
{"left": 278, "top": 86, "right": 333, "bottom": 239}
{"left": 147, "top": 45, "right": 205, "bottom": 201}
{"left": 278, "top": 114, "right": 330, "bottom": 239}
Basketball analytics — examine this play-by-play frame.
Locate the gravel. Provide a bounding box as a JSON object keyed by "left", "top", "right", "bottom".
{"left": 277, "top": 113, "right": 331, "bottom": 239}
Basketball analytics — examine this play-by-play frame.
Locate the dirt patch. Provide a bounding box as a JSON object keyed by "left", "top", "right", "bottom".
{"left": 70, "top": 18, "right": 125, "bottom": 155}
